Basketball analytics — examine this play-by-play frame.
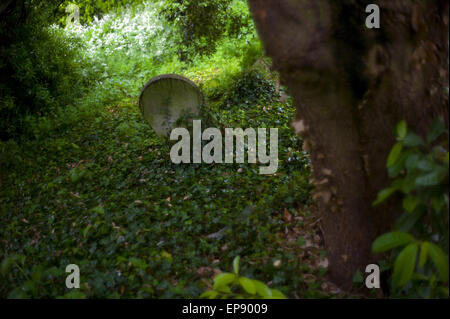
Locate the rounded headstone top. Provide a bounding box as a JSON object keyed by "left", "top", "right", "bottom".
{"left": 139, "top": 74, "right": 203, "bottom": 136}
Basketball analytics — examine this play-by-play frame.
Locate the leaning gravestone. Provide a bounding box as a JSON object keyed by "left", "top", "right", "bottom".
{"left": 139, "top": 74, "right": 203, "bottom": 136}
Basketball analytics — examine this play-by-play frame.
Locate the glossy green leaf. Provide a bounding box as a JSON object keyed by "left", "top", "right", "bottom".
{"left": 393, "top": 243, "right": 418, "bottom": 287}
{"left": 238, "top": 276, "right": 256, "bottom": 294}
{"left": 268, "top": 289, "right": 286, "bottom": 299}
{"left": 427, "top": 242, "right": 449, "bottom": 282}
{"left": 372, "top": 232, "right": 415, "bottom": 252}
{"left": 387, "top": 142, "right": 403, "bottom": 167}
{"left": 213, "top": 273, "right": 236, "bottom": 290}
{"left": 252, "top": 280, "right": 272, "bottom": 298}
{"left": 199, "top": 290, "right": 218, "bottom": 299}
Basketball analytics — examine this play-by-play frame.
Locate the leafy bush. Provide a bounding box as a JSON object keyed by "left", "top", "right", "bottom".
{"left": 159, "top": 0, "right": 252, "bottom": 59}
{"left": 240, "top": 39, "right": 265, "bottom": 70}
{"left": 372, "top": 118, "right": 449, "bottom": 298}
{"left": 200, "top": 257, "right": 286, "bottom": 299}
{"left": 224, "top": 69, "right": 278, "bottom": 108}
{"left": 0, "top": 4, "right": 96, "bottom": 139}
{"left": 56, "top": 0, "right": 145, "bottom": 26}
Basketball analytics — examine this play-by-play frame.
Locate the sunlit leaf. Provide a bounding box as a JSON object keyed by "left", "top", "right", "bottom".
{"left": 268, "top": 289, "right": 286, "bottom": 299}
{"left": 253, "top": 280, "right": 272, "bottom": 298}
{"left": 238, "top": 276, "right": 256, "bottom": 294}
{"left": 213, "top": 273, "right": 236, "bottom": 290}
{"left": 199, "top": 290, "right": 218, "bottom": 299}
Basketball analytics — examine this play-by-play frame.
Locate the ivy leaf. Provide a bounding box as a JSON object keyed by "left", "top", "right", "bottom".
{"left": 393, "top": 243, "right": 419, "bottom": 287}
{"left": 372, "top": 232, "right": 415, "bottom": 252}
{"left": 297, "top": 236, "right": 306, "bottom": 246}
{"left": 82, "top": 225, "right": 92, "bottom": 237}
{"left": 92, "top": 206, "right": 104, "bottom": 215}
{"left": 0, "top": 256, "right": 14, "bottom": 276}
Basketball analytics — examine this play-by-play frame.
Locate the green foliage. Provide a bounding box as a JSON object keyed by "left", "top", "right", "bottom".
{"left": 223, "top": 69, "right": 278, "bottom": 108}
{"left": 159, "top": 0, "right": 253, "bottom": 59}
{"left": 0, "top": 1, "right": 97, "bottom": 139}
{"left": 0, "top": 0, "right": 329, "bottom": 299}
{"left": 1, "top": 254, "right": 67, "bottom": 298}
{"left": 0, "top": 92, "right": 313, "bottom": 298}
{"left": 0, "top": 2, "right": 316, "bottom": 296}
{"left": 56, "top": 0, "right": 144, "bottom": 26}
{"left": 372, "top": 118, "right": 449, "bottom": 298}
{"left": 240, "top": 38, "right": 265, "bottom": 70}
{"left": 200, "top": 257, "right": 286, "bottom": 299}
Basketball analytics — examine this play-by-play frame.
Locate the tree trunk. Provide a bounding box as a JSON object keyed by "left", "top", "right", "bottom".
{"left": 248, "top": 0, "right": 449, "bottom": 290}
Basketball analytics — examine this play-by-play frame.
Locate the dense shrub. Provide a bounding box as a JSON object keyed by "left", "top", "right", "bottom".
{"left": 0, "top": 2, "right": 96, "bottom": 139}
{"left": 224, "top": 69, "right": 278, "bottom": 108}
{"left": 371, "top": 118, "right": 449, "bottom": 298}
{"left": 159, "top": 0, "right": 253, "bottom": 59}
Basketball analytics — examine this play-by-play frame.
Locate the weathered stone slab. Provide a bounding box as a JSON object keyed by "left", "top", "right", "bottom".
{"left": 139, "top": 74, "right": 203, "bottom": 136}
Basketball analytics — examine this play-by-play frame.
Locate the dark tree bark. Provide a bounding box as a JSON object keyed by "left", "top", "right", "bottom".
{"left": 248, "top": 0, "right": 449, "bottom": 290}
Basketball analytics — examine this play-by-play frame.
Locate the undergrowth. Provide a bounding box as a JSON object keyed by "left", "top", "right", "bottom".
{"left": 0, "top": 1, "right": 328, "bottom": 299}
